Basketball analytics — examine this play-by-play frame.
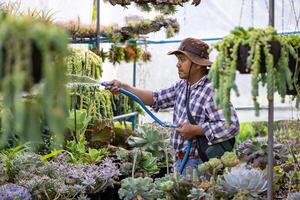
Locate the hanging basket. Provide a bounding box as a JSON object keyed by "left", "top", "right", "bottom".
{"left": 287, "top": 47, "right": 300, "bottom": 96}
{"left": 236, "top": 41, "right": 281, "bottom": 74}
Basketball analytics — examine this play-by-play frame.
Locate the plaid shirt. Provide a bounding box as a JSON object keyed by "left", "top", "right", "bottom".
{"left": 152, "top": 75, "right": 239, "bottom": 156}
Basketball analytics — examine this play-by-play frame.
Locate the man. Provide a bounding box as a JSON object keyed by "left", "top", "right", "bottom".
{"left": 106, "top": 38, "right": 239, "bottom": 174}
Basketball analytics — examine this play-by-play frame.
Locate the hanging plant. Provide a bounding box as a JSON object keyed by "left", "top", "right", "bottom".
{"left": 101, "top": 16, "right": 179, "bottom": 43}
{"left": 90, "top": 47, "right": 109, "bottom": 62}
{"left": 142, "top": 51, "right": 152, "bottom": 62}
{"left": 209, "top": 27, "right": 299, "bottom": 124}
{"left": 66, "top": 48, "right": 103, "bottom": 79}
{"left": 0, "top": 13, "right": 69, "bottom": 147}
{"left": 104, "top": 0, "right": 202, "bottom": 15}
{"left": 124, "top": 44, "right": 142, "bottom": 62}
{"left": 108, "top": 45, "right": 125, "bottom": 65}
{"left": 285, "top": 35, "right": 300, "bottom": 96}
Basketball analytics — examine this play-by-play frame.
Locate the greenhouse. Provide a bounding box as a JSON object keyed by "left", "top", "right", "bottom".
{"left": 0, "top": 0, "right": 300, "bottom": 199}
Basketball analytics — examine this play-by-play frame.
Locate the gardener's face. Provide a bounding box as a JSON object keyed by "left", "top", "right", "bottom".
{"left": 176, "top": 54, "right": 192, "bottom": 79}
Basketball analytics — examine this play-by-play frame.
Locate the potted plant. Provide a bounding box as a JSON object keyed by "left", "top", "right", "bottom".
{"left": 0, "top": 12, "right": 69, "bottom": 147}
{"left": 209, "top": 27, "right": 300, "bottom": 124}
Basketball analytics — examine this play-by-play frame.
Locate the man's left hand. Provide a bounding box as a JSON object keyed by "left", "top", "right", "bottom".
{"left": 176, "top": 123, "right": 203, "bottom": 140}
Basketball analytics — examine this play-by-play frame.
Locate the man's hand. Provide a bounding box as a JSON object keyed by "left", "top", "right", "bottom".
{"left": 105, "top": 79, "right": 126, "bottom": 94}
{"left": 176, "top": 122, "right": 203, "bottom": 140}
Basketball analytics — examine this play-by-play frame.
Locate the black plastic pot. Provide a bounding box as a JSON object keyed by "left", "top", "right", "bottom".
{"left": 287, "top": 47, "right": 300, "bottom": 96}
{"left": 0, "top": 41, "right": 43, "bottom": 85}
{"left": 88, "top": 184, "right": 121, "bottom": 200}
{"left": 236, "top": 41, "right": 281, "bottom": 74}
{"left": 152, "top": 166, "right": 173, "bottom": 179}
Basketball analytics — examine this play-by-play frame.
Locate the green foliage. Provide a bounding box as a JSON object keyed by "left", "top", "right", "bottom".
{"left": 198, "top": 152, "right": 239, "bottom": 181}
{"left": 85, "top": 118, "right": 115, "bottom": 148}
{"left": 116, "top": 148, "right": 160, "bottom": 176}
{"left": 67, "top": 109, "right": 92, "bottom": 139}
{"left": 108, "top": 45, "right": 125, "bottom": 65}
{"left": 0, "top": 144, "right": 29, "bottom": 182}
{"left": 209, "top": 27, "right": 300, "bottom": 124}
{"left": 65, "top": 138, "right": 109, "bottom": 164}
{"left": 66, "top": 48, "right": 103, "bottom": 79}
{"left": 0, "top": 150, "right": 119, "bottom": 199}
{"left": 237, "top": 121, "right": 268, "bottom": 144}
{"left": 118, "top": 177, "right": 159, "bottom": 200}
{"left": 187, "top": 188, "right": 207, "bottom": 200}
{"left": 236, "top": 139, "right": 289, "bottom": 169}
{"left": 218, "top": 166, "right": 267, "bottom": 199}
{"left": 127, "top": 123, "right": 171, "bottom": 161}
{"left": 0, "top": 13, "right": 69, "bottom": 148}
{"left": 154, "top": 173, "right": 193, "bottom": 200}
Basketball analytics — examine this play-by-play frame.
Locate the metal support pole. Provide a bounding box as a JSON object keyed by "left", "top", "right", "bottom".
{"left": 267, "top": 0, "right": 274, "bottom": 200}
{"left": 132, "top": 60, "right": 137, "bottom": 130}
{"left": 96, "top": 0, "right": 100, "bottom": 51}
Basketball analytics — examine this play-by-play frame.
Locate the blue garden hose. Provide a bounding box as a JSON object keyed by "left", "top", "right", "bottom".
{"left": 101, "top": 82, "right": 192, "bottom": 174}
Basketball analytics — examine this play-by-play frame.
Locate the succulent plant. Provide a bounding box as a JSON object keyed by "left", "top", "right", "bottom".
{"left": 85, "top": 119, "right": 115, "bottom": 148}
{"left": 108, "top": 45, "right": 125, "bottom": 65}
{"left": 127, "top": 123, "right": 171, "bottom": 161}
{"left": 219, "top": 166, "right": 267, "bottom": 199}
{"left": 118, "top": 177, "right": 159, "bottom": 200}
{"left": 236, "top": 139, "right": 289, "bottom": 169}
{"left": 220, "top": 152, "right": 240, "bottom": 168}
{"left": 141, "top": 51, "right": 152, "bottom": 62}
{"left": 154, "top": 174, "right": 193, "bottom": 200}
{"left": 287, "top": 192, "right": 300, "bottom": 200}
{"left": 66, "top": 48, "right": 103, "bottom": 79}
{"left": 197, "top": 157, "right": 224, "bottom": 176}
{"left": 0, "top": 183, "right": 32, "bottom": 200}
{"left": 116, "top": 148, "right": 159, "bottom": 176}
{"left": 187, "top": 188, "right": 207, "bottom": 200}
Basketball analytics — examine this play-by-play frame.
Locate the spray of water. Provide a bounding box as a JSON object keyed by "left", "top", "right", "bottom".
{"left": 66, "top": 74, "right": 104, "bottom": 88}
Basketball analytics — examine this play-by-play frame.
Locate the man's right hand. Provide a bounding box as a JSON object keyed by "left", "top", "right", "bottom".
{"left": 104, "top": 79, "right": 126, "bottom": 94}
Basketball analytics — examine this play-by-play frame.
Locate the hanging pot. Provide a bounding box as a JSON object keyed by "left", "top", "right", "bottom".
{"left": 287, "top": 47, "right": 300, "bottom": 96}
{"left": 236, "top": 41, "right": 281, "bottom": 74}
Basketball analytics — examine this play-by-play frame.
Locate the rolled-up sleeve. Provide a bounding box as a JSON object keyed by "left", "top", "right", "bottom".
{"left": 152, "top": 81, "right": 179, "bottom": 112}
{"left": 200, "top": 96, "right": 240, "bottom": 144}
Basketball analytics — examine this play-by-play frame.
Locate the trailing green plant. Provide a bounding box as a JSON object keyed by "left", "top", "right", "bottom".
{"left": 66, "top": 48, "right": 103, "bottom": 79}
{"left": 104, "top": 0, "right": 202, "bottom": 15}
{"left": 0, "top": 13, "right": 69, "bottom": 148}
{"left": 108, "top": 45, "right": 125, "bottom": 65}
{"left": 209, "top": 27, "right": 299, "bottom": 124}
{"left": 124, "top": 44, "right": 142, "bottom": 62}
{"left": 218, "top": 166, "right": 267, "bottom": 199}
